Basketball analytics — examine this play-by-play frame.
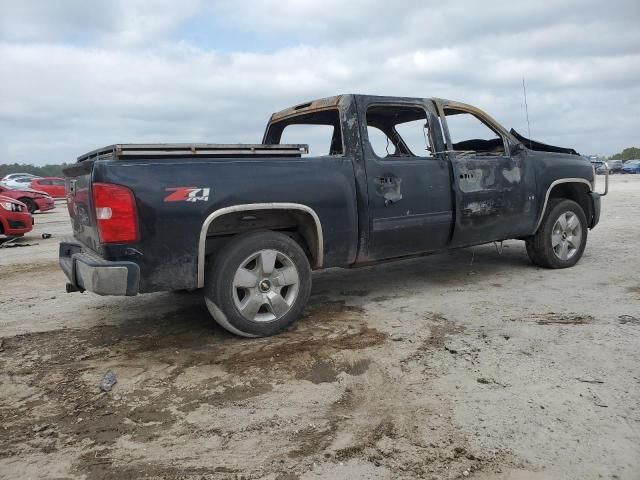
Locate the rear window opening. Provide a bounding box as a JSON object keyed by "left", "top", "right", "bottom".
{"left": 264, "top": 109, "right": 343, "bottom": 157}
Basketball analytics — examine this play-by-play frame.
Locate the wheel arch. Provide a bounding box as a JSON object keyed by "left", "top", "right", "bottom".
{"left": 197, "top": 203, "right": 324, "bottom": 288}
{"left": 534, "top": 179, "right": 593, "bottom": 234}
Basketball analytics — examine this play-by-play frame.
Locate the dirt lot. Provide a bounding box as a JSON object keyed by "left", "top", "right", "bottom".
{"left": 1, "top": 176, "right": 639, "bottom": 480}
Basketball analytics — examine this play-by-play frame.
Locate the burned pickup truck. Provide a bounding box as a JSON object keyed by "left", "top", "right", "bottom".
{"left": 60, "top": 94, "right": 607, "bottom": 337}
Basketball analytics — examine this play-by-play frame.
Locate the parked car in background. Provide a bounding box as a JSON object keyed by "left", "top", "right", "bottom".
{"left": 30, "top": 177, "right": 66, "bottom": 198}
{"left": 2, "top": 176, "right": 38, "bottom": 189}
{"left": 0, "top": 195, "right": 33, "bottom": 237}
{"left": 622, "top": 160, "right": 640, "bottom": 174}
{"left": 606, "top": 160, "right": 624, "bottom": 173}
{"left": 591, "top": 159, "right": 608, "bottom": 175}
{"left": 1, "top": 173, "right": 37, "bottom": 185}
{"left": 0, "top": 184, "right": 55, "bottom": 214}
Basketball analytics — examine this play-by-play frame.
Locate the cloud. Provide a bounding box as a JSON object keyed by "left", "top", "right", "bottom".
{"left": 0, "top": 0, "right": 638, "bottom": 164}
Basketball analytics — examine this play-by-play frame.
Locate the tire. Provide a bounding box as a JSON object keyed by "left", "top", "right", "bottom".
{"left": 204, "top": 230, "right": 312, "bottom": 337}
{"left": 526, "top": 198, "right": 588, "bottom": 269}
{"left": 19, "top": 198, "right": 37, "bottom": 214}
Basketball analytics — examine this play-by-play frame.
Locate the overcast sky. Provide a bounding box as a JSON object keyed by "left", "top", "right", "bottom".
{"left": 1, "top": 0, "right": 638, "bottom": 164}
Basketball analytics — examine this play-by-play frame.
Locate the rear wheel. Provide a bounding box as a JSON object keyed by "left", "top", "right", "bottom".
{"left": 204, "top": 230, "right": 312, "bottom": 337}
{"left": 19, "top": 198, "right": 37, "bottom": 214}
{"left": 526, "top": 198, "right": 587, "bottom": 268}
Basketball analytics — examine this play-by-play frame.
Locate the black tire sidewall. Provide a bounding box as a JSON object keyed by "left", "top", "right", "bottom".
{"left": 538, "top": 199, "right": 588, "bottom": 268}
{"left": 20, "top": 198, "right": 36, "bottom": 214}
{"left": 205, "top": 230, "right": 312, "bottom": 337}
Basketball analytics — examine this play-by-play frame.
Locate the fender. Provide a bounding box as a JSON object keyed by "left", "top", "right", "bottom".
{"left": 533, "top": 178, "right": 593, "bottom": 233}
{"left": 197, "top": 203, "right": 324, "bottom": 288}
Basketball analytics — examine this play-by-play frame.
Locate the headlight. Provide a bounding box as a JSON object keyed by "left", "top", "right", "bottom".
{"left": 0, "top": 201, "right": 21, "bottom": 211}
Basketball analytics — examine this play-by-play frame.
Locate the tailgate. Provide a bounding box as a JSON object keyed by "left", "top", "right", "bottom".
{"left": 63, "top": 160, "right": 101, "bottom": 252}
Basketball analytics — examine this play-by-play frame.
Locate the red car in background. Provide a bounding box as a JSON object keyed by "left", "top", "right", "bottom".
{"left": 0, "top": 195, "right": 33, "bottom": 237}
{"left": 0, "top": 184, "right": 55, "bottom": 214}
{"left": 30, "top": 177, "right": 66, "bottom": 199}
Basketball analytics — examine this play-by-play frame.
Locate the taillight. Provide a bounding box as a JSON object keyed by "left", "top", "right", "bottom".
{"left": 92, "top": 183, "right": 139, "bottom": 243}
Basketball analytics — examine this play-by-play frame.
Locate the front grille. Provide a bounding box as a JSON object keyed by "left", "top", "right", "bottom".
{"left": 8, "top": 220, "right": 25, "bottom": 229}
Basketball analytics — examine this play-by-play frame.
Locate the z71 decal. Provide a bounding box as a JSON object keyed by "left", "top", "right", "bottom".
{"left": 164, "top": 187, "right": 211, "bottom": 203}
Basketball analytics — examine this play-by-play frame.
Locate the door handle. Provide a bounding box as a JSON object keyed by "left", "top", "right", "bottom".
{"left": 376, "top": 176, "right": 395, "bottom": 184}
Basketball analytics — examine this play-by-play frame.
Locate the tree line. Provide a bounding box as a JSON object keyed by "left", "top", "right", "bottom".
{"left": 609, "top": 147, "right": 640, "bottom": 161}
{"left": 0, "top": 163, "right": 69, "bottom": 179}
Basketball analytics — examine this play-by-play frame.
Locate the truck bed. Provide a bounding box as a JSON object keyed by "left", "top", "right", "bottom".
{"left": 77, "top": 143, "right": 309, "bottom": 162}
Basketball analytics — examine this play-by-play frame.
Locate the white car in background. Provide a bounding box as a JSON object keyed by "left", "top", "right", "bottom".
{"left": 1, "top": 176, "right": 39, "bottom": 189}
{"left": 0, "top": 173, "right": 37, "bottom": 188}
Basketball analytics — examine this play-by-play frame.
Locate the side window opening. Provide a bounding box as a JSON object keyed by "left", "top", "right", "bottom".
{"left": 366, "top": 105, "right": 433, "bottom": 159}
{"left": 444, "top": 108, "right": 505, "bottom": 156}
{"left": 265, "top": 109, "right": 343, "bottom": 157}
{"left": 367, "top": 126, "right": 397, "bottom": 157}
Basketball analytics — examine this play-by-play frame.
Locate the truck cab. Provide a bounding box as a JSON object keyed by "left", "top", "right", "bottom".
{"left": 264, "top": 95, "right": 600, "bottom": 262}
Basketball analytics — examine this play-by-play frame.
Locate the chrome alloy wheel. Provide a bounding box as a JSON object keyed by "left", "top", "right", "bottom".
{"left": 551, "top": 211, "right": 582, "bottom": 261}
{"left": 232, "top": 249, "right": 300, "bottom": 322}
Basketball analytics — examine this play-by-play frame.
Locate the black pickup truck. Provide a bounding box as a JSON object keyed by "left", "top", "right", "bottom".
{"left": 60, "top": 94, "right": 607, "bottom": 337}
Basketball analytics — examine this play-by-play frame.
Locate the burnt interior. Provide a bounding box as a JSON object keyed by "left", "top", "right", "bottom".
{"left": 444, "top": 108, "right": 505, "bottom": 155}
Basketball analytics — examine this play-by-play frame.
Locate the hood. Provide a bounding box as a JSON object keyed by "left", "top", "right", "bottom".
{"left": 510, "top": 129, "right": 579, "bottom": 155}
{"left": 9, "top": 187, "right": 50, "bottom": 197}
{"left": 0, "top": 195, "right": 26, "bottom": 206}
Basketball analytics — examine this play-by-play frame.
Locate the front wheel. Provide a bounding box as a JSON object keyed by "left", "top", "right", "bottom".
{"left": 526, "top": 198, "right": 588, "bottom": 269}
{"left": 19, "top": 198, "right": 37, "bottom": 214}
{"left": 204, "top": 230, "right": 312, "bottom": 337}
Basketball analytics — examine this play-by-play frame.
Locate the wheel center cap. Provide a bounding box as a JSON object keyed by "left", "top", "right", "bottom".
{"left": 259, "top": 279, "right": 271, "bottom": 292}
{"left": 562, "top": 232, "right": 567, "bottom": 240}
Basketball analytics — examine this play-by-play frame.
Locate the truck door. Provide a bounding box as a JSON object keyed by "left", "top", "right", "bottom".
{"left": 360, "top": 100, "right": 453, "bottom": 261}
{"left": 436, "top": 102, "right": 535, "bottom": 246}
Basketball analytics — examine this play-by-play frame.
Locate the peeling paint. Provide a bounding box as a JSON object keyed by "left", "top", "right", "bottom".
{"left": 502, "top": 166, "right": 521, "bottom": 183}
{"left": 374, "top": 175, "right": 402, "bottom": 203}
{"left": 463, "top": 200, "right": 497, "bottom": 216}
{"left": 458, "top": 167, "right": 492, "bottom": 192}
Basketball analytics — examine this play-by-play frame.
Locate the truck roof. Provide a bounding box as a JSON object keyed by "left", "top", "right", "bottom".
{"left": 269, "top": 94, "right": 473, "bottom": 122}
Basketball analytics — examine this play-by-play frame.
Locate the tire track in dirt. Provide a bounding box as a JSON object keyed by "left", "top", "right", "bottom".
{"left": 0, "top": 261, "right": 60, "bottom": 278}
{"left": 0, "top": 299, "right": 387, "bottom": 478}
{"left": 0, "top": 298, "right": 508, "bottom": 479}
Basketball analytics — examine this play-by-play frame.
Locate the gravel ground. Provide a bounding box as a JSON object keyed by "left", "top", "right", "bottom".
{"left": 1, "top": 176, "right": 639, "bottom": 480}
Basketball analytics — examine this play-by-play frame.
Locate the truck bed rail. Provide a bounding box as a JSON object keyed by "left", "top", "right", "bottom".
{"left": 77, "top": 143, "right": 309, "bottom": 162}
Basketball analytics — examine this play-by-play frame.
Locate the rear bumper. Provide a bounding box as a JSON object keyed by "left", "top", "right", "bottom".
{"left": 59, "top": 240, "right": 139, "bottom": 296}
{"left": 589, "top": 192, "right": 601, "bottom": 229}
